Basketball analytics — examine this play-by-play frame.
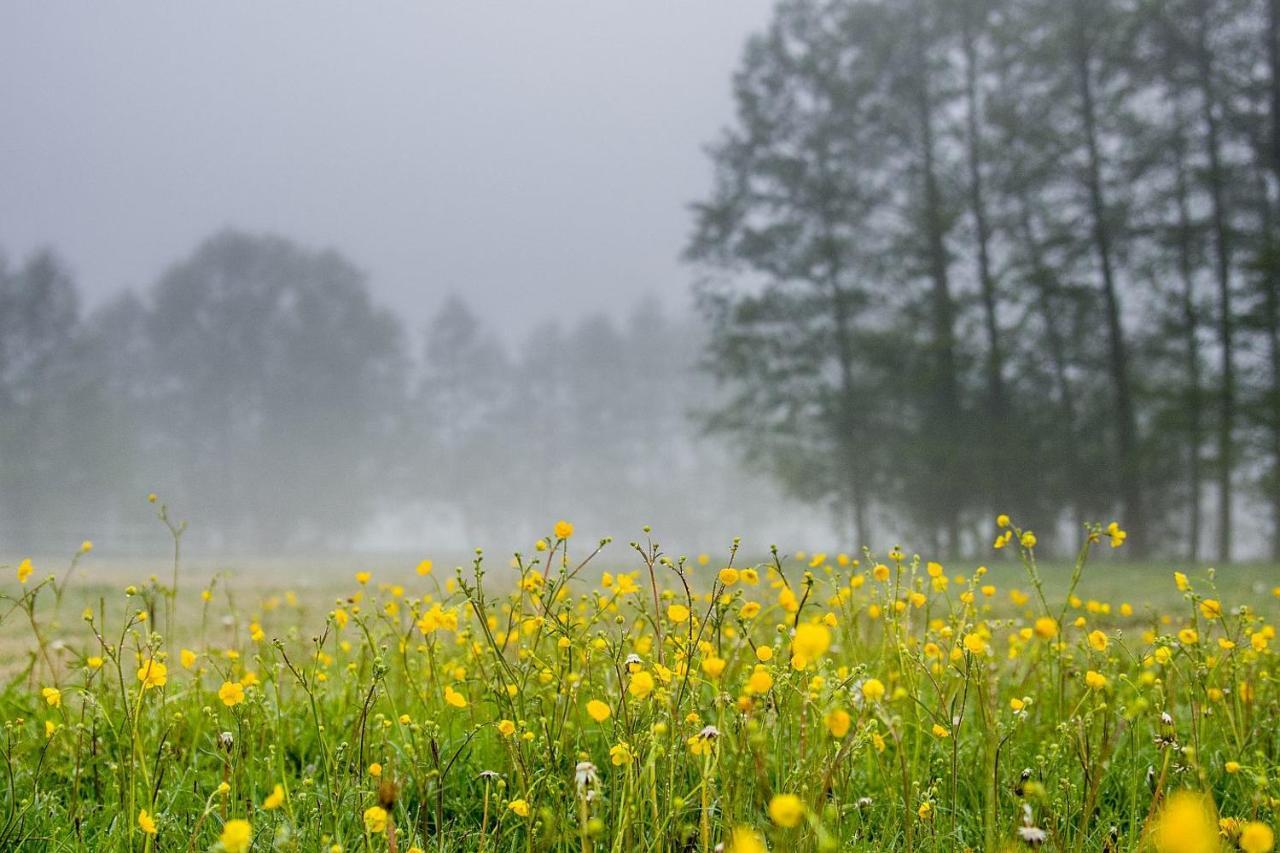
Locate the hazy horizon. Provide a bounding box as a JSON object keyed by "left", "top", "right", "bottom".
{"left": 0, "top": 1, "right": 774, "bottom": 337}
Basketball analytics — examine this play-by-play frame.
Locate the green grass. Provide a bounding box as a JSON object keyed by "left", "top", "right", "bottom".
{"left": 0, "top": 518, "right": 1276, "bottom": 851}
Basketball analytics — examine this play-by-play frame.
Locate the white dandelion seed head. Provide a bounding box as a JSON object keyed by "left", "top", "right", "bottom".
{"left": 575, "top": 761, "right": 598, "bottom": 789}
{"left": 1018, "top": 826, "right": 1047, "bottom": 845}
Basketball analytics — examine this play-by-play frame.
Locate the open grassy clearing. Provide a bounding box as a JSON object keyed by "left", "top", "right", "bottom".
{"left": 0, "top": 516, "right": 1277, "bottom": 851}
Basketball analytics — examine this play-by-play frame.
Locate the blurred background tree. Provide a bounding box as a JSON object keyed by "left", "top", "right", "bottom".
{"left": 2, "top": 0, "right": 1279, "bottom": 559}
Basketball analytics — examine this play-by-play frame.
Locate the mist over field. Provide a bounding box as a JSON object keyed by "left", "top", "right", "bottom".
{"left": 6, "top": 4, "right": 1280, "bottom": 853}
{"left": 0, "top": 1, "right": 808, "bottom": 556}
{"left": 3, "top": 0, "right": 1280, "bottom": 563}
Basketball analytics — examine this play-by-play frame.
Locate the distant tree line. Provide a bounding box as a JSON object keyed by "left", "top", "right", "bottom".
{"left": 0, "top": 230, "right": 784, "bottom": 553}
{"left": 688, "top": 0, "right": 1280, "bottom": 559}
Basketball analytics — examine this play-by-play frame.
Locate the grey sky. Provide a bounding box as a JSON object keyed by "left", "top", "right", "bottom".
{"left": 0, "top": 1, "right": 773, "bottom": 339}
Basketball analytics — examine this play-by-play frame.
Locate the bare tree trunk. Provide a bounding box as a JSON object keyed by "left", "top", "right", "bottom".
{"left": 1193, "top": 0, "right": 1236, "bottom": 562}
{"left": 1164, "top": 44, "right": 1205, "bottom": 562}
{"left": 1015, "top": 196, "right": 1087, "bottom": 534}
{"left": 1174, "top": 172, "right": 1205, "bottom": 563}
{"left": 1271, "top": 0, "right": 1280, "bottom": 184}
{"left": 1266, "top": 0, "right": 1280, "bottom": 557}
{"left": 962, "top": 0, "right": 1008, "bottom": 511}
{"left": 913, "top": 1, "right": 962, "bottom": 553}
{"left": 1260, "top": 192, "right": 1280, "bottom": 560}
{"left": 829, "top": 260, "right": 868, "bottom": 551}
{"left": 1070, "top": 0, "right": 1145, "bottom": 548}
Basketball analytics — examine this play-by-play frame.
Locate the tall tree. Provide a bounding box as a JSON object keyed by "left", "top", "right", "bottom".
{"left": 417, "top": 295, "right": 515, "bottom": 543}
{"left": 886, "top": 0, "right": 966, "bottom": 551}
{"left": 688, "top": 0, "right": 894, "bottom": 548}
{"left": 958, "top": 0, "right": 1010, "bottom": 493}
{"left": 1190, "top": 0, "right": 1240, "bottom": 560}
{"left": 147, "top": 230, "right": 406, "bottom": 548}
{"left": 0, "top": 250, "right": 81, "bottom": 549}
{"left": 1067, "top": 0, "right": 1147, "bottom": 544}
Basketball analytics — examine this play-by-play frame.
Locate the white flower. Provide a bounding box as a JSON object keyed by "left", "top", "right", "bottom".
{"left": 1018, "top": 803, "right": 1046, "bottom": 845}
{"left": 575, "top": 761, "right": 598, "bottom": 790}
{"left": 1017, "top": 826, "right": 1047, "bottom": 845}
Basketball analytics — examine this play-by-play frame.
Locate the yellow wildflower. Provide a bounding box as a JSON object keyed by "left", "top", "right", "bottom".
{"left": 746, "top": 668, "right": 773, "bottom": 695}
{"left": 793, "top": 622, "right": 831, "bottom": 661}
{"left": 218, "top": 681, "right": 245, "bottom": 707}
{"left": 1240, "top": 822, "right": 1275, "bottom": 853}
{"left": 610, "top": 742, "right": 633, "bottom": 765}
{"left": 260, "top": 784, "right": 284, "bottom": 810}
{"left": 363, "top": 805, "right": 388, "bottom": 834}
{"left": 1148, "top": 791, "right": 1216, "bottom": 853}
{"left": 137, "top": 660, "right": 167, "bottom": 690}
{"left": 628, "top": 671, "right": 655, "bottom": 699}
{"left": 768, "top": 794, "right": 805, "bottom": 828}
{"left": 220, "top": 820, "right": 252, "bottom": 853}
{"left": 726, "top": 826, "right": 767, "bottom": 853}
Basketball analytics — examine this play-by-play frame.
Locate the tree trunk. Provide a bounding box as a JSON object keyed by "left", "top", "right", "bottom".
{"left": 1174, "top": 166, "right": 1205, "bottom": 563}
{"left": 1070, "top": 0, "right": 1145, "bottom": 548}
{"left": 1259, "top": 191, "right": 1280, "bottom": 560}
{"left": 1271, "top": 0, "right": 1280, "bottom": 186}
{"left": 1164, "top": 41, "right": 1205, "bottom": 562}
{"left": 962, "top": 0, "right": 1008, "bottom": 510}
{"left": 1266, "top": 0, "right": 1280, "bottom": 557}
{"left": 814, "top": 138, "right": 870, "bottom": 552}
{"left": 913, "top": 1, "right": 962, "bottom": 553}
{"left": 1193, "top": 0, "right": 1236, "bottom": 562}
{"left": 830, "top": 271, "right": 867, "bottom": 551}
{"left": 1016, "top": 196, "right": 1087, "bottom": 535}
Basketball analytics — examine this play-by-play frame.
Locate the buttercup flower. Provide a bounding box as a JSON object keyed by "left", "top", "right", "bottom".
{"left": 137, "top": 660, "right": 167, "bottom": 690}
{"left": 769, "top": 793, "right": 805, "bottom": 828}
{"left": 218, "top": 681, "right": 245, "bottom": 707}
{"left": 219, "top": 819, "right": 252, "bottom": 853}
{"left": 363, "top": 805, "right": 387, "bottom": 834}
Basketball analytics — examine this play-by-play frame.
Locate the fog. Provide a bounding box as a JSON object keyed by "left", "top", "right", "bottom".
{"left": 0, "top": 1, "right": 815, "bottom": 557}
{"left": 0, "top": 2, "right": 772, "bottom": 337}
{"left": 3, "top": 0, "right": 1279, "bottom": 563}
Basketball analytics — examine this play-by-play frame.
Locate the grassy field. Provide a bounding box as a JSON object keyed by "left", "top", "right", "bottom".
{"left": 1, "top": 514, "right": 1277, "bottom": 851}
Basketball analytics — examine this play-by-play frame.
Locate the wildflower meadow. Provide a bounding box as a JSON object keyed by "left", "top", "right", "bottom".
{"left": 0, "top": 507, "right": 1276, "bottom": 852}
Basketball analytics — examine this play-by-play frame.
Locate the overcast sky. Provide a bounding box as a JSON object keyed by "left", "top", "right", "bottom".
{"left": 0, "top": 1, "right": 773, "bottom": 338}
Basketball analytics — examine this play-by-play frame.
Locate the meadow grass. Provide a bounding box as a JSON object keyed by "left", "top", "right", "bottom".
{"left": 0, "top": 510, "right": 1277, "bottom": 852}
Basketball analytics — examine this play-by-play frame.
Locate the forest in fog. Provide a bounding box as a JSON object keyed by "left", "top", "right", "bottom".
{"left": 0, "top": 230, "right": 794, "bottom": 554}
{"left": 689, "top": 0, "right": 1280, "bottom": 561}
{"left": 4, "top": 0, "right": 1280, "bottom": 560}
